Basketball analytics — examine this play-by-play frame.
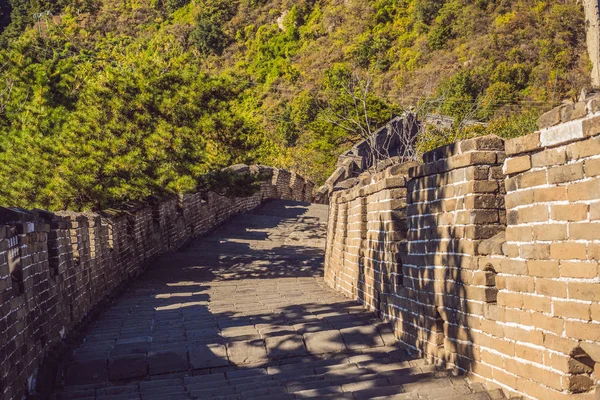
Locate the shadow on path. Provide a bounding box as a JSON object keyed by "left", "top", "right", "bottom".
{"left": 49, "top": 200, "right": 493, "bottom": 400}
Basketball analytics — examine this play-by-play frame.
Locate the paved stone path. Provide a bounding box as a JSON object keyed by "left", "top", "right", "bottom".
{"left": 51, "top": 200, "right": 504, "bottom": 400}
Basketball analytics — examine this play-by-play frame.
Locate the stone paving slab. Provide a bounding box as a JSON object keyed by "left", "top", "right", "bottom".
{"left": 50, "top": 200, "right": 504, "bottom": 400}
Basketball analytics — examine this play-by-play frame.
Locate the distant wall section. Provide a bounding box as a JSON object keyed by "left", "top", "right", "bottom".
{"left": 0, "top": 165, "right": 314, "bottom": 400}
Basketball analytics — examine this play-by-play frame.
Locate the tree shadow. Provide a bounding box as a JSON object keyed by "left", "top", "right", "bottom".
{"left": 48, "top": 200, "right": 454, "bottom": 400}
{"left": 345, "top": 188, "right": 477, "bottom": 377}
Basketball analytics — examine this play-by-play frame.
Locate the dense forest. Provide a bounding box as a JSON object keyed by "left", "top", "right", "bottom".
{"left": 0, "top": 0, "right": 590, "bottom": 210}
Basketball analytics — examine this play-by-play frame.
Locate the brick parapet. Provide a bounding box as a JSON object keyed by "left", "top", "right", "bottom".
{"left": 0, "top": 165, "right": 314, "bottom": 400}
{"left": 477, "top": 112, "right": 600, "bottom": 398}
{"left": 324, "top": 130, "right": 600, "bottom": 399}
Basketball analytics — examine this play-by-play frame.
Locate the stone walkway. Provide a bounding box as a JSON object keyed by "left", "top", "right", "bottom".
{"left": 51, "top": 200, "right": 504, "bottom": 400}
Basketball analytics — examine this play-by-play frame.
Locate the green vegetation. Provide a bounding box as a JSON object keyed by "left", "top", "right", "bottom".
{"left": 0, "top": 0, "right": 590, "bottom": 210}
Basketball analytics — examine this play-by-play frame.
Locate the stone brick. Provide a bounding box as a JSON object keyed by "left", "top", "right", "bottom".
{"left": 503, "top": 155, "right": 531, "bottom": 175}
{"left": 148, "top": 350, "right": 188, "bottom": 375}
{"left": 527, "top": 260, "right": 559, "bottom": 278}
{"left": 531, "top": 148, "right": 567, "bottom": 168}
{"left": 505, "top": 190, "right": 533, "bottom": 208}
{"left": 554, "top": 300, "right": 590, "bottom": 320}
{"left": 544, "top": 332, "right": 579, "bottom": 354}
{"left": 226, "top": 340, "right": 268, "bottom": 365}
{"left": 592, "top": 303, "right": 600, "bottom": 321}
{"left": 568, "top": 282, "right": 600, "bottom": 302}
{"left": 517, "top": 170, "right": 547, "bottom": 189}
{"left": 569, "top": 222, "right": 600, "bottom": 240}
{"left": 189, "top": 344, "right": 229, "bottom": 369}
{"left": 582, "top": 115, "right": 600, "bottom": 138}
{"left": 541, "top": 118, "right": 585, "bottom": 147}
{"left": 538, "top": 106, "right": 563, "bottom": 129}
{"left": 547, "top": 163, "right": 584, "bottom": 184}
{"left": 265, "top": 335, "right": 307, "bottom": 359}
{"left": 590, "top": 202, "right": 600, "bottom": 220}
{"left": 303, "top": 330, "right": 346, "bottom": 354}
{"left": 568, "top": 177, "right": 600, "bottom": 201}
{"left": 535, "top": 279, "right": 566, "bottom": 298}
{"left": 533, "top": 224, "right": 567, "bottom": 241}
{"left": 560, "top": 261, "right": 598, "bottom": 278}
{"left": 532, "top": 312, "right": 565, "bottom": 334}
{"left": 565, "top": 320, "right": 600, "bottom": 341}
{"left": 585, "top": 158, "right": 600, "bottom": 178}
{"left": 550, "top": 243, "right": 587, "bottom": 260}
{"left": 459, "top": 135, "right": 505, "bottom": 152}
{"left": 570, "top": 100, "right": 588, "bottom": 121}
{"left": 522, "top": 295, "right": 552, "bottom": 314}
{"left": 550, "top": 204, "right": 588, "bottom": 221}
{"left": 505, "top": 225, "right": 533, "bottom": 242}
{"left": 505, "top": 132, "right": 541, "bottom": 156}
{"left": 566, "top": 135, "right": 600, "bottom": 160}
{"left": 519, "top": 244, "right": 550, "bottom": 260}
{"left": 505, "top": 276, "right": 534, "bottom": 292}
{"left": 496, "top": 260, "right": 526, "bottom": 278}
{"left": 108, "top": 354, "right": 147, "bottom": 380}
{"left": 517, "top": 205, "right": 549, "bottom": 224}
{"left": 533, "top": 186, "right": 567, "bottom": 203}
{"left": 589, "top": 243, "right": 600, "bottom": 260}
{"left": 67, "top": 359, "right": 108, "bottom": 385}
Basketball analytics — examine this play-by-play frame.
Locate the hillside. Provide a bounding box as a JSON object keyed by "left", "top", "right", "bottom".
{"left": 0, "top": 0, "right": 590, "bottom": 210}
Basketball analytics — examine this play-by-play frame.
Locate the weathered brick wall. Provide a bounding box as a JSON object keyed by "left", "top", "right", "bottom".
{"left": 325, "top": 105, "right": 600, "bottom": 399}
{"left": 0, "top": 166, "right": 314, "bottom": 400}
{"left": 325, "top": 163, "right": 417, "bottom": 310}
{"left": 475, "top": 105, "right": 600, "bottom": 399}
{"left": 272, "top": 169, "right": 293, "bottom": 200}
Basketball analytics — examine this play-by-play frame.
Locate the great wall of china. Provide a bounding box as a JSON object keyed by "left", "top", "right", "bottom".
{"left": 323, "top": 96, "right": 600, "bottom": 399}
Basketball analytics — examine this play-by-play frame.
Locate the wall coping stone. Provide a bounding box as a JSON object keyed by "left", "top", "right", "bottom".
{"left": 507, "top": 113, "right": 600, "bottom": 157}
{"left": 421, "top": 135, "right": 504, "bottom": 164}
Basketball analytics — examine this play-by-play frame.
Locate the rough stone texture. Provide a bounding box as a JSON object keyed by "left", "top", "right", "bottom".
{"left": 324, "top": 128, "right": 600, "bottom": 399}
{"left": 540, "top": 118, "right": 585, "bottom": 147}
{"left": 43, "top": 201, "right": 499, "bottom": 400}
{"left": 0, "top": 166, "right": 315, "bottom": 400}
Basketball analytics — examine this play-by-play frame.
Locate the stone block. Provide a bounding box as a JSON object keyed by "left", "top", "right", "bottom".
{"left": 339, "top": 325, "right": 384, "bottom": 350}
{"left": 503, "top": 155, "right": 531, "bottom": 175}
{"left": 225, "top": 339, "right": 267, "bottom": 365}
{"left": 548, "top": 163, "right": 584, "bottom": 184}
{"left": 148, "top": 350, "right": 188, "bottom": 375}
{"left": 539, "top": 106, "right": 563, "bottom": 129}
{"left": 550, "top": 204, "right": 588, "bottom": 221}
{"left": 531, "top": 147, "right": 567, "bottom": 168}
{"left": 533, "top": 224, "right": 567, "bottom": 241}
{"left": 264, "top": 334, "right": 307, "bottom": 359}
{"left": 505, "top": 132, "right": 541, "bottom": 156}
{"left": 568, "top": 178, "right": 600, "bottom": 201}
{"left": 478, "top": 232, "right": 505, "bottom": 256}
{"left": 583, "top": 115, "right": 600, "bottom": 138}
{"left": 66, "top": 359, "right": 108, "bottom": 385}
{"left": 587, "top": 95, "right": 600, "bottom": 114}
{"left": 540, "top": 119, "right": 585, "bottom": 147}
{"left": 571, "top": 101, "right": 588, "bottom": 120}
{"left": 550, "top": 243, "right": 587, "bottom": 260}
{"left": 108, "top": 354, "right": 147, "bottom": 380}
{"left": 303, "top": 330, "right": 347, "bottom": 354}
{"left": 189, "top": 343, "right": 228, "bottom": 369}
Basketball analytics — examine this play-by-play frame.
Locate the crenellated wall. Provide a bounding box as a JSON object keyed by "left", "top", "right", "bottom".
{"left": 0, "top": 165, "right": 313, "bottom": 400}
{"left": 324, "top": 99, "right": 600, "bottom": 399}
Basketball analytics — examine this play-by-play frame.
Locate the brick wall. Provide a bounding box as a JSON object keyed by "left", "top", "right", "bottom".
{"left": 324, "top": 101, "right": 600, "bottom": 399}
{"left": 0, "top": 166, "right": 313, "bottom": 400}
